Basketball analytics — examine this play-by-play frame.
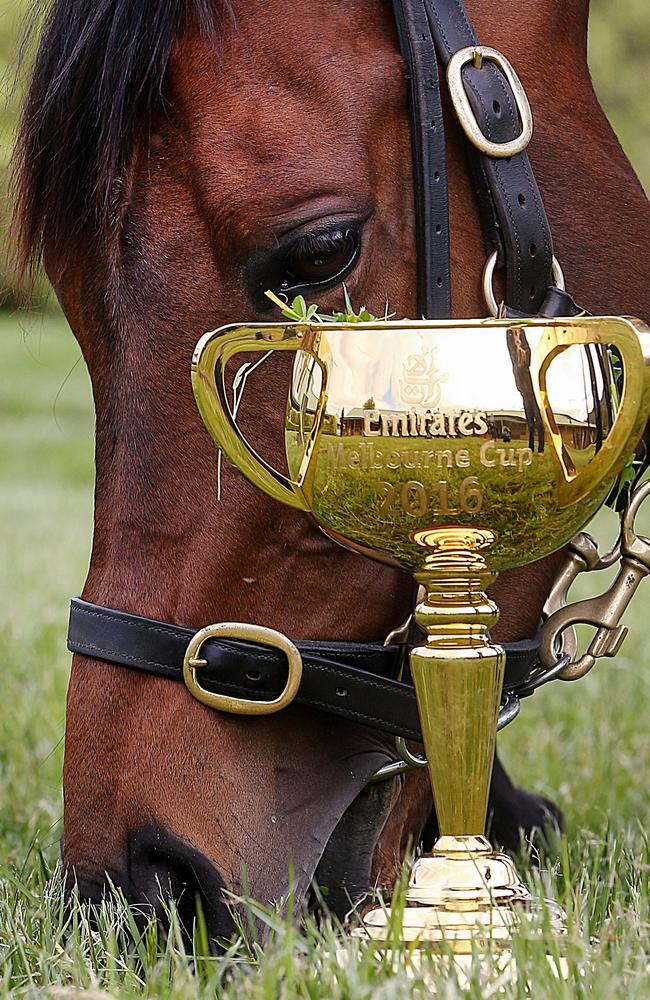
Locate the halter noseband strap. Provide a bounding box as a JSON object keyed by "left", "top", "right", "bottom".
{"left": 68, "top": 599, "right": 542, "bottom": 742}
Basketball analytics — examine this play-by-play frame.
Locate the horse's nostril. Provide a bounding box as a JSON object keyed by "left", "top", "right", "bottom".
{"left": 126, "top": 826, "right": 234, "bottom": 943}
{"left": 64, "top": 826, "right": 235, "bottom": 944}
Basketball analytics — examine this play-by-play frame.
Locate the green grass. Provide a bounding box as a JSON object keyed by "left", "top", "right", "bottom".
{"left": 1, "top": 308, "right": 650, "bottom": 995}
{"left": 0, "top": 310, "right": 93, "bottom": 866}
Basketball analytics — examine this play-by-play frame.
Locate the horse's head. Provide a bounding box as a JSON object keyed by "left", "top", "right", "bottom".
{"left": 13, "top": 0, "right": 649, "bottom": 938}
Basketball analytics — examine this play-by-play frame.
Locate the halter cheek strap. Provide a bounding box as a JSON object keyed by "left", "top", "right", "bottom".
{"left": 391, "top": 0, "right": 450, "bottom": 318}
{"left": 393, "top": 0, "right": 554, "bottom": 317}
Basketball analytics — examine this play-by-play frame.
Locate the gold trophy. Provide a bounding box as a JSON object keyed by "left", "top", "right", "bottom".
{"left": 191, "top": 316, "right": 650, "bottom": 965}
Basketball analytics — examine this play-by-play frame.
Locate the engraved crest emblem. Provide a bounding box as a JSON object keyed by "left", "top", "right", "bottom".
{"left": 397, "top": 348, "right": 447, "bottom": 407}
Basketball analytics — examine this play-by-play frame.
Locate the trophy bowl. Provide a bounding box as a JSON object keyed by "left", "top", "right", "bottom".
{"left": 193, "top": 317, "right": 650, "bottom": 576}
{"left": 192, "top": 316, "right": 650, "bottom": 964}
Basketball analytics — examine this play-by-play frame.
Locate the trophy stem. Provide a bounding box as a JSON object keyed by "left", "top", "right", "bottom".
{"left": 410, "top": 527, "right": 503, "bottom": 837}
{"left": 356, "top": 529, "right": 567, "bottom": 972}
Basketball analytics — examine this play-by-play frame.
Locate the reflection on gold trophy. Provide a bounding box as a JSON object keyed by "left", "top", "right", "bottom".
{"left": 191, "top": 317, "right": 650, "bottom": 967}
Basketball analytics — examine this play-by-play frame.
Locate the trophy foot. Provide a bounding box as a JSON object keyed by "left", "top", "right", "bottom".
{"left": 359, "top": 836, "right": 536, "bottom": 947}
{"left": 353, "top": 835, "right": 568, "bottom": 984}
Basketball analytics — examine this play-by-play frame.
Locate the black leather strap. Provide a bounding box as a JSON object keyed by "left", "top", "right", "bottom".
{"left": 392, "top": 0, "right": 451, "bottom": 318}
{"left": 394, "top": 0, "right": 554, "bottom": 314}
{"left": 504, "top": 286, "right": 588, "bottom": 320}
{"left": 425, "top": 0, "right": 554, "bottom": 312}
{"left": 68, "top": 599, "right": 541, "bottom": 742}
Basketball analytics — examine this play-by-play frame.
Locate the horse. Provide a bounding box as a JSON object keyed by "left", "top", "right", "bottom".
{"left": 12, "top": 0, "right": 649, "bottom": 940}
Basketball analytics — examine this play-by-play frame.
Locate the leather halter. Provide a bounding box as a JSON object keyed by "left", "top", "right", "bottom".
{"left": 67, "top": 0, "right": 574, "bottom": 746}
{"left": 68, "top": 599, "right": 542, "bottom": 741}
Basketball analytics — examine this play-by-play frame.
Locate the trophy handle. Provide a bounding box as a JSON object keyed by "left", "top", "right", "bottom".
{"left": 532, "top": 320, "right": 650, "bottom": 507}
{"left": 191, "top": 323, "right": 327, "bottom": 511}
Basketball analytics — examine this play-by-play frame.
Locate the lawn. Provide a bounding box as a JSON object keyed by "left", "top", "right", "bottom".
{"left": 1, "top": 308, "right": 649, "bottom": 996}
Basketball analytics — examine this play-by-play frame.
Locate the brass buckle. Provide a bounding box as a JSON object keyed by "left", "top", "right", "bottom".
{"left": 447, "top": 45, "right": 533, "bottom": 158}
{"left": 183, "top": 622, "right": 303, "bottom": 714}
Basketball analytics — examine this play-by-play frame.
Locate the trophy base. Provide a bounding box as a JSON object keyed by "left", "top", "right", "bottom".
{"left": 353, "top": 835, "right": 568, "bottom": 983}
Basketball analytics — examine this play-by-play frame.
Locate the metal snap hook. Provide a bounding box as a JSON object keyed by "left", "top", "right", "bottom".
{"left": 540, "top": 479, "right": 650, "bottom": 682}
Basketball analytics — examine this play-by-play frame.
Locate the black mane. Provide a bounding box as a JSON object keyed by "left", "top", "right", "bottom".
{"left": 12, "top": 0, "right": 228, "bottom": 276}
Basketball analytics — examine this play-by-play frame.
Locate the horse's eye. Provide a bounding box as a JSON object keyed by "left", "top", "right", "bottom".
{"left": 279, "top": 227, "right": 359, "bottom": 294}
